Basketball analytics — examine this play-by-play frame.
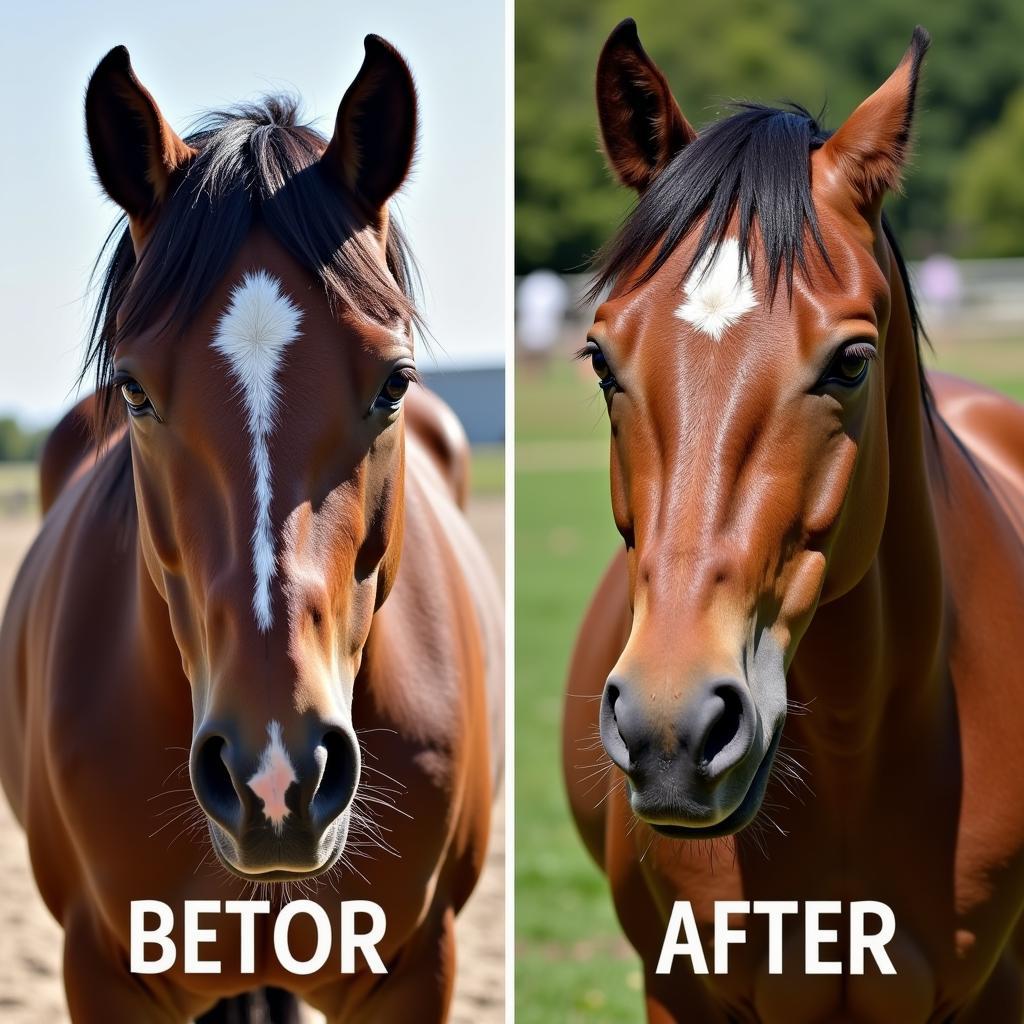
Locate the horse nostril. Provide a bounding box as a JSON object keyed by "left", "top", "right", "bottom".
{"left": 697, "top": 681, "right": 754, "bottom": 779}
{"left": 606, "top": 682, "right": 620, "bottom": 718}
{"left": 311, "top": 729, "right": 359, "bottom": 828}
{"left": 599, "top": 679, "right": 633, "bottom": 773}
{"left": 192, "top": 734, "right": 243, "bottom": 834}
{"left": 702, "top": 687, "right": 742, "bottom": 763}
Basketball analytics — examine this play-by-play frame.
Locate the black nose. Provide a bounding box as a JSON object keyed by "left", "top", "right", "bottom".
{"left": 190, "top": 723, "right": 359, "bottom": 842}
{"left": 600, "top": 675, "right": 756, "bottom": 785}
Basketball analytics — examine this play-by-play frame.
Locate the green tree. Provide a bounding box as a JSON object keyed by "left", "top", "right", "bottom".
{"left": 953, "top": 89, "right": 1024, "bottom": 257}
{"left": 800, "top": 0, "right": 1024, "bottom": 254}
{"left": 0, "top": 417, "right": 48, "bottom": 462}
{"left": 516, "top": 0, "right": 825, "bottom": 273}
{"left": 515, "top": 0, "right": 1024, "bottom": 272}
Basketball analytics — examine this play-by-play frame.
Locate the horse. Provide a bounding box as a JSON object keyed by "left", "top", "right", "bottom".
{"left": 563, "top": 19, "right": 1024, "bottom": 1022}
{"left": 0, "top": 36, "right": 502, "bottom": 1023}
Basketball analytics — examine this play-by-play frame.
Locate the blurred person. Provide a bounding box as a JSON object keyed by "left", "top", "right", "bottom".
{"left": 517, "top": 268, "right": 570, "bottom": 371}
{"left": 919, "top": 251, "right": 964, "bottom": 323}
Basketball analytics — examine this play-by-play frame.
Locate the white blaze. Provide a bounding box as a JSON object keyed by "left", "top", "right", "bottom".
{"left": 247, "top": 720, "right": 298, "bottom": 833}
{"left": 211, "top": 270, "right": 302, "bottom": 631}
{"left": 675, "top": 237, "right": 757, "bottom": 341}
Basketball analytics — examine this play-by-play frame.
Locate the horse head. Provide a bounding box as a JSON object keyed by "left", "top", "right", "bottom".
{"left": 588, "top": 20, "right": 930, "bottom": 836}
{"left": 84, "top": 37, "right": 419, "bottom": 879}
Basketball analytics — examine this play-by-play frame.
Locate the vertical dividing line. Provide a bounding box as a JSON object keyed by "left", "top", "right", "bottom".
{"left": 503, "top": 0, "right": 516, "bottom": 1019}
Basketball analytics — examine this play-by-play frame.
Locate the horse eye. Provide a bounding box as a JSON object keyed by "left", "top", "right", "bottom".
{"left": 120, "top": 379, "right": 150, "bottom": 411}
{"left": 837, "top": 352, "right": 868, "bottom": 382}
{"left": 583, "top": 342, "right": 616, "bottom": 391}
{"left": 374, "top": 371, "right": 412, "bottom": 411}
{"left": 820, "top": 342, "right": 875, "bottom": 389}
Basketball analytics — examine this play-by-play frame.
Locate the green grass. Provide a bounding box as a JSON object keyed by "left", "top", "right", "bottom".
{"left": 469, "top": 443, "right": 505, "bottom": 498}
{"left": 515, "top": 364, "right": 642, "bottom": 1023}
{"left": 514, "top": 340, "right": 1024, "bottom": 1022}
{"left": 925, "top": 337, "right": 1024, "bottom": 402}
{"left": 516, "top": 360, "right": 619, "bottom": 444}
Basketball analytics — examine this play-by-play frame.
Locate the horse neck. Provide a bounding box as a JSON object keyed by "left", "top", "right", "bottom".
{"left": 786, "top": 234, "right": 948, "bottom": 763}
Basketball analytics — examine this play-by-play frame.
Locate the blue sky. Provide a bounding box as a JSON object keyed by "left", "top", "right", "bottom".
{"left": 0, "top": 0, "right": 505, "bottom": 424}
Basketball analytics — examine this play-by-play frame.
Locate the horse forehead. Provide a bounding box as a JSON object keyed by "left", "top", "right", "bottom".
{"left": 602, "top": 254, "right": 796, "bottom": 370}
{"left": 208, "top": 225, "right": 411, "bottom": 355}
{"left": 672, "top": 237, "right": 759, "bottom": 343}
{"left": 615, "top": 244, "right": 880, "bottom": 375}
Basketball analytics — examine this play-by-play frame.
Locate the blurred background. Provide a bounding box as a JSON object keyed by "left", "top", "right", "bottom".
{"left": 517, "top": 0, "right": 1024, "bottom": 274}
{"left": 514, "top": 1, "right": 1024, "bottom": 1022}
{"left": 0, "top": 2, "right": 504, "bottom": 1021}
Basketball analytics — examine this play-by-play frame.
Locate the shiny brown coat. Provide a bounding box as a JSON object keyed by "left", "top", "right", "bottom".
{"left": 564, "top": 21, "right": 1024, "bottom": 1023}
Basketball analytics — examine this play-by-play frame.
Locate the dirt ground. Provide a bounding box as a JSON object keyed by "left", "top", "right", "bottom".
{"left": 0, "top": 493, "right": 505, "bottom": 1023}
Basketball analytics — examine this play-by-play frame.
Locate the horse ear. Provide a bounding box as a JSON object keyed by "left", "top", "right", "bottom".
{"left": 596, "top": 18, "right": 695, "bottom": 193}
{"left": 820, "top": 26, "right": 930, "bottom": 213}
{"left": 322, "top": 35, "right": 418, "bottom": 223}
{"left": 85, "top": 46, "right": 195, "bottom": 235}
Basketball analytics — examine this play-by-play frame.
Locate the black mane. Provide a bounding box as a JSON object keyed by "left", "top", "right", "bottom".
{"left": 588, "top": 102, "right": 932, "bottom": 419}
{"left": 84, "top": 96, "right": 419, "bottom": 435}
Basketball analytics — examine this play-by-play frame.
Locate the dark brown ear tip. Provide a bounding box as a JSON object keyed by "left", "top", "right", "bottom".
{"left": 363, "top": 34, "right": 406, "bottom": 65}
{"left": 911, "top": 25, "right": 931, "bottom": 54}
{"left": 86, "top": 47, "right": 134, "bottom": 110}
{"left": 607, "top": 17, "right": 641, "bottom": 50}
{"left": 95, "top": 45, "right": 132, "bottom": 74}
{"left": 361, "top": 35, "right": 417, "bottom": 103}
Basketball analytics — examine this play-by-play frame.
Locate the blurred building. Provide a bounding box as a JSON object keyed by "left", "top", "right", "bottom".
{"left": 425, "top": 366, "right": 505, "bottom": 444}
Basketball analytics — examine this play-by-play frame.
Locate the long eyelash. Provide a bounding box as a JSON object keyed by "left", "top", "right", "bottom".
{"left": 398, "top": 366, "right": 423, "bottom": 386}
{"left": 843, "top": 341, "right": 878, "bottom": 361}
{"left": 574, "top": 344, "right": 596, "bottom": 362}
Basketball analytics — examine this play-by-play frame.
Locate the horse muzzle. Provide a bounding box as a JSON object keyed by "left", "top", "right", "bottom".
{"left": 600, "top": 673, "right": 781, "bottom": 837}
{"left": 189, "top": 717, "right": 360, "bottom": 877}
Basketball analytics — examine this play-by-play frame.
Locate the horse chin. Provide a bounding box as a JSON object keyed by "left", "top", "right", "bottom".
{"left": 205, "top": 812, "right": 350, "bottom": 882}
{"left": 631, "top": 728, "right": 783, "bottom": 840}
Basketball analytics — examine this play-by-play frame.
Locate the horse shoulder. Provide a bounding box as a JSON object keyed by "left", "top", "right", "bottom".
{"left": 3, "top": 443, "right": 137, "bottom": 801}
{"left": 923, "top": 375, "right": 1024, "bottom": 957}
{"left": 0, "top": 459, "right": 100, "bottom": 823}
{"left": 927, "top": 371, "right": 1024, "bottom": 705}
{"left": 403, "top": 434, "right": 503, "bottom": 760}
{"left": 365, "top": 446, "right": 496, "bottom": 755}
{"left": 359, "top": 442, "right": 501, "bottom": 905}
{"left": 929, "top": 370, "right": 1024, "bottom": 521}
{"left": 37, "top": 395, "right": 107, "bottom": 515}
{"left": 0, "top": 452, "right": 141, "bottom": 929}
{"left": 403, "top": 385, "right": 471, "bottom": 510}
